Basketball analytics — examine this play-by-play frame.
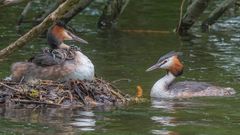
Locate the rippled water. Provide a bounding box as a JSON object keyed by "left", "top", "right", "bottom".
{"left": 0, "top": 0, "right": 240, "bottom": 135}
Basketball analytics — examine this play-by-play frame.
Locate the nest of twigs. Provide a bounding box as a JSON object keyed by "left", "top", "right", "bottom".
{"left": 0, "top": 78, "right": 130, "bottom": 108}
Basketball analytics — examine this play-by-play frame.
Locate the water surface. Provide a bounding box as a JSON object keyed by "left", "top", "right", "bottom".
{"left": 0, "top": 0, "right": 239, "bottom": 135}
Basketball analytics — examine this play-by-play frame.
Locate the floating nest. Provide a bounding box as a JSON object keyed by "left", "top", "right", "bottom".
{"left": 0, "top": 78, "right": 133, "bottom": 108}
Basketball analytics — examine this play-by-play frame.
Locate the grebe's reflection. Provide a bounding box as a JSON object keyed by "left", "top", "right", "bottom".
{"left": 70, "top": 110, "right": 96, "bottom": 131}
{"left": 150, "top": 98, "right": 196, "bottom": 135}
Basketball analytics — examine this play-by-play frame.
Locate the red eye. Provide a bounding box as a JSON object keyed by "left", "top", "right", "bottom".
{"left": 163, "top": 60, "right": 167, "bottom": 64}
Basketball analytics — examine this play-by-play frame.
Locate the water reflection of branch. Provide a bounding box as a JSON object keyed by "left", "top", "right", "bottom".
{"left": 111, "top": 78, "right": 131, "bottom": 84}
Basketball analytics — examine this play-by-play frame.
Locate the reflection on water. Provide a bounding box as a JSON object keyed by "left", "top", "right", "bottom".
{"left": 150, "top": 98, "right": 200, "bottom": 112}
{"left": 0, "top": 107, "right": 107, "bottom": 134}
{"left": 150, "top": 99, "right": 179, "bottom": 135}
{"left": 151, "top": 116, "right": 176, "bottom": 127}
{"left": 71, "top": 110, "right": 96, "bottom": 131}
{"left": 212, "top": 16, "right": 240, "bottom": 32}
{"left": 151, "top": 99, "right": 181, "bottom": 113}
{"left": 206, "top": 17, "right": 240, "bottom": 79}
{"left": 151, "top": 129, "right": 178, "bottom": 135}
{"left": 150, "top": 98, "right": 208, "bottom": 135}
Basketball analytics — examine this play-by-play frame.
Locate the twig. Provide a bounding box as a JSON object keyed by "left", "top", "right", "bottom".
{"left": 40, "top": 82, "right": 64, "bottom": 87}
{"left": 176, "top": 0, "right": 186, "bottom": 33}
{"left": 111, "top": 78, "right": 131, "bottom": 84}
{"left": 11, "top": 99, "right": 61, "bottom": 107}
{"left": 64, "top": 90, "right": 73, "bottom": 102}
{"left": 73, "top": 85, "right": 86, "bottom": 105}
{"left": 32, "top": 105, "right": 40, "bottom": 112}
{"left": 109, "top": 83, "right": 126, "bottom": 96}
{"left": 0, "top": 82, "right": 20, "bottom": 92}
{"left": 57, "top": 96, "right": 65, "bottom": 104}
{"left": 19, "top": 76, "right": 25, "bottom": 84}
{"left": 105, "top": 84, "right": 126, "bottom": 103}
{"left": 110, "top": 89, "right": 126, "bottom": 103}
{"left": 3, "top": 81, "right": 18, "bottom": 85}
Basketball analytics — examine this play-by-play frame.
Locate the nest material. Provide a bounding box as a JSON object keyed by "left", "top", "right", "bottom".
{"left": 0, "top": 78, "right": 129, "bottom": 108}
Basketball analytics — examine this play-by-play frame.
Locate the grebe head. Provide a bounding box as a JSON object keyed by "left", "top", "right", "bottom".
{"left": 146, "top": 51, "right": 184, "bottom": 76}
{"left": 47, "top": 21, "right": 88, "bottom": 49}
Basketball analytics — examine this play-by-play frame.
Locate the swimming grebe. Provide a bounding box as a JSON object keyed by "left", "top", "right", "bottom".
{"left": 11, "top": 22, "right": 94, "bottom": 82}
{"left": 146, "top": 51, "right": 236, "bottom": 98}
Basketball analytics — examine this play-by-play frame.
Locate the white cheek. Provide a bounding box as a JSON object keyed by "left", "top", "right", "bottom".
{"left": 63, "top": 31, "right": 73, "bottom": 40}
{"left": 160, "top": 58, "right": 173, "bottom": 69}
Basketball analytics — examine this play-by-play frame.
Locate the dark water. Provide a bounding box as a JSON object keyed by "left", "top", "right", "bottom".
{"left": 0, "top": 0, "right": 240, "bottom": 135}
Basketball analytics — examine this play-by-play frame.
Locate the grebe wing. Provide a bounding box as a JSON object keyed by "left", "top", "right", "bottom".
{"left": 29, "top": 53, "right": 63, "bottom": 66}
{"left": 168, "top": 81, "right": 212, "bottom": 93}
{"left": 29, "top": 48, "right": 75, "bottom": 67}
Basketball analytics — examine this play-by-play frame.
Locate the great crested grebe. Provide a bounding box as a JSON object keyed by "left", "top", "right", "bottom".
{"left": 11, "top": 22, "right": 94, "bottom": 82}
{"left": 146, "top": 51, "right": 236, "bottom": 98}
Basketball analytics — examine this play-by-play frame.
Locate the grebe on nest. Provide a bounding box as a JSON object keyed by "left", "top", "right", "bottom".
{"left": 146, "top": 51, "right": 236, "bottom": 98}
{"left": 11, "top": 22, "right": 94, "bottom": 82}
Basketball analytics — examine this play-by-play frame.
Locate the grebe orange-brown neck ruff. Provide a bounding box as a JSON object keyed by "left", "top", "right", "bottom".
{"left": 11, "top": 22, "right": 94, "bottom": 82}
{"left": 146, "top": 51, "right": 236, "bottom": 98}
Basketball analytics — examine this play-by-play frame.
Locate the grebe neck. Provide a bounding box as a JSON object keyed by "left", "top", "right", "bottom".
{"left": 151, "top": 72, "right": 176, "bottom": 98}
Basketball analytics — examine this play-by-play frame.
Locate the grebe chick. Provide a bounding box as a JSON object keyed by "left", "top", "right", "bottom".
{"left": 11, "top": 22, "right": 94, "bottom": 82}
{"left": 146, "top": 51, "right": 236, "bottom": 98}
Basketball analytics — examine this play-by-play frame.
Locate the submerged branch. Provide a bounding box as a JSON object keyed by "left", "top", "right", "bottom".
{"left": 201, "top": 0, "right": 235, "bottom": 31}
{"left": 98, "top": 0, "right": 130, "bottom": 29}
{"left": 177, "top": 0, "right": 210, "bottom": 34}
{"left": 17, "top": 1, "right": 32, "bottom": 28}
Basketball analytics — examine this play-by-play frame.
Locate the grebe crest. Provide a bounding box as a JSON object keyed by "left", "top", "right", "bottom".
{"left": 146, "top": 51, "right": 236, "bottom": 98}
